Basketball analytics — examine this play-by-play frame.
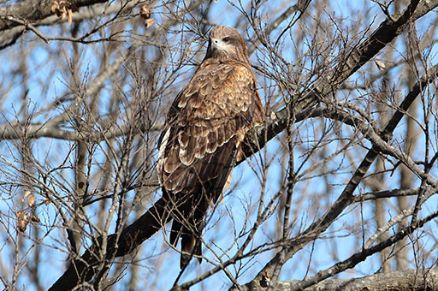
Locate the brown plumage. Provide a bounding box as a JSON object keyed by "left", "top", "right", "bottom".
{"left": 157, "top": 26, "right": 264, "bottom": 268}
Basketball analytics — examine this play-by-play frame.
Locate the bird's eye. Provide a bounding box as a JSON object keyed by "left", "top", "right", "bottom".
{"left": 223, "top": 37, "right": 231, "bottom": 43}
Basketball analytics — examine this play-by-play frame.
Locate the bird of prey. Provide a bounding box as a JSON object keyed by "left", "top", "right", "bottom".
{"left": 157, "top": 25, "right": 264, "bottom": 268}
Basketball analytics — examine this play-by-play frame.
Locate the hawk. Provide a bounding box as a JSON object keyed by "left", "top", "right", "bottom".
{"left": 157, "top": 25, "right": 264, "bottom": 267}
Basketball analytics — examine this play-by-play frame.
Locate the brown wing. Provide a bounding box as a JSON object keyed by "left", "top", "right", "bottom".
{"left": 158, "top": 61, "right": 259, "bottom": 191}
{"left": 157, "top": 59, "right": 263, "bottom": 266}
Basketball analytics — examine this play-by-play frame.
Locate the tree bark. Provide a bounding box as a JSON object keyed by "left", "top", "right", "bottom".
{"left": 257, "top": 269, "right": 438, "bottom": 291}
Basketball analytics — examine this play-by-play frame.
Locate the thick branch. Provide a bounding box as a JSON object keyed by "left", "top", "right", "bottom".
{"left": 0, "top": 0, "right": 109, "bottom": 32}
{"left": 49, "top": 198, "right": 170, "bottom": 290}
{"left": 290, "top": 211, "right": 438, "bottom": 290}
{"left": 268, "top": 269, "right": 438, "bottom": 291}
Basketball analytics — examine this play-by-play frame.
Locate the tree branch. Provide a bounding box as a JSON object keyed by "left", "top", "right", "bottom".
{"left": 289, "top": 211, "right": 438, "bottom": 290}
{"left": 242, "top": 0, "right": 437, "bottom": 155}
{"left": 49, "top": 198, "right": 170, "bottom": 290}
{"left": 247, "top": 51, "right": 438, "bottom": 290}
{"left": 264, "top": 268, "right": 438, "bottom": 291}
{"left": 48, "top": 1, "right": 438, "bottom": 289}
{"left": 0, "top": 0, "right": 109, "bottom": 32}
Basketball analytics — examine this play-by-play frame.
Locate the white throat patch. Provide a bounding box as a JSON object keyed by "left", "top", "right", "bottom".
{"left": 211, "top": 38, "right": 234, "bottom": 53}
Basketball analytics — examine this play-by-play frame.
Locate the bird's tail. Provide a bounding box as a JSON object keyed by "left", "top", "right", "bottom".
{"left": 170, "top": 219, "right": 203, "bottom": 268}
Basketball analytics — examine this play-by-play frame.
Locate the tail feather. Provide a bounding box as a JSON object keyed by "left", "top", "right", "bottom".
{"left": 170, "top": 220, "right": 182, "bottom": 246}
{"left": 180, "top": 229, "right": 202, "bottom": 268}
{"left": 162, "top": 137, "right": 239, "bottom": 268}
{"left": 170, "top": 218, "right": 203, "bottom": 268}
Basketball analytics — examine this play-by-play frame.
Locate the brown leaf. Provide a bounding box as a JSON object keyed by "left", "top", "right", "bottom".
{"left": 67, "top": 9, "right": 73, "bottom": 24}
{"left": 28, "top": 195, "right": 35, "bottom": 207}
{"left": 145, "top": 19, "right": 155, "bottom": 28}
{"left": 16, "top": 211, "right": 29, "bottom": 233}
{"left": 50, "top": 0, "right": 74, "bottom": 22}
{"left": 25, "top": 191, "right": 35, "bottom": 207}
{"left": 140, "top": 5, "right": 151, "bottom": 19}
{"left": 50, "top": 1, "right": 60, "bottom": 15}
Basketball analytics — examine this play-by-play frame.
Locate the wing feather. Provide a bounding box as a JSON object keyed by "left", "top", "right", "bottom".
{"left": 158, "top": 62, "right": 262, "bottom": 181}
{"left": 157, "top": 59, "right": 264, "bottom": 264}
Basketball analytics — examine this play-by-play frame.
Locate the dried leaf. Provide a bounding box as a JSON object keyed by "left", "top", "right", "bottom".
{"left": 28, "top": 193, "right": 35, "bottom": 207}
{"left": 16, "top": 211, "right": 29, "bottom": 233}
{"left": 145, "top": 18, "right": 155, "bottom": 28}
{"left": 50, "top": 1, "right": 60, "bottom": 15}
{"left": 67, "top": 9, "right": 73, "bottom": 23}
{"left": 140, "top": 5, "right": 151, "bottom": 19}
{"left": 51, "top": 0, "right": 74, "bottom": 22}
{"left": 375, "top": 59, "right": 386, "bottom": 71}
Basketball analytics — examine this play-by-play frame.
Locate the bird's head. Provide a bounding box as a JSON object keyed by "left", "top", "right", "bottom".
{"left": 205, "top": 26, "right": 249, "bottom": 62}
